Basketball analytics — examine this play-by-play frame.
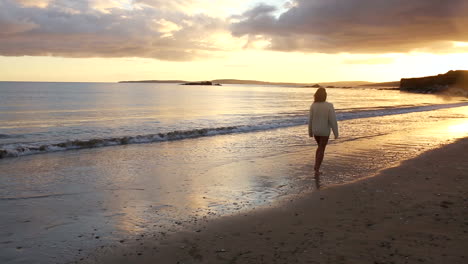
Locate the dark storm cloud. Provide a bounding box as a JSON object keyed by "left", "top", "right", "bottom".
{"left": 0, "top": 0, "right": 226, "bottom": 60}
{"left": 231, "top": 0, "right": 468, "bottom": 53}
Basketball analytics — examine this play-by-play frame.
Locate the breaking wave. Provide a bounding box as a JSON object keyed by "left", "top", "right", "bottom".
{"left": 1, "top": 102, "right": 467, "bottom": 159}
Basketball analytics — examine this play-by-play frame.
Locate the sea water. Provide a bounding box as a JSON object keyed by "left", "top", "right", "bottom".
{"left": 0, "top": 82, "right": 467, "bottom": 263}
{"left": 0, "top": 82, "right": 466, "bottom": 158}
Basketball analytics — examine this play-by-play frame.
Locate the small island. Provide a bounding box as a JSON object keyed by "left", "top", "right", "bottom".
{"left": 303, "top": 84, "right": 322, "bottom": 88}
{"left": 181, "top": 81, "right": 221, "bottom": 86}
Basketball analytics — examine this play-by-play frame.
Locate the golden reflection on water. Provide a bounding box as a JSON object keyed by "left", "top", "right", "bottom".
{"left": 83, "top": 105, "right": 468, "bottom": 238}
{"left": 110, "top": 191, "right": 149, "bottom": 235}
{"left": 109, "top": 106, "right": 468, "bottom": 234}
{"left": 177, "top": 135, "right": 260, "bottom": 212}
{"left": 447, "top": 122, "right": 468, "bottom": 136}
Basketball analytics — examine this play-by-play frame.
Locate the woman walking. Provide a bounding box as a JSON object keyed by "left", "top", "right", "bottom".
{"left": 308, "top": 88, "right": 339, "bottom": 178}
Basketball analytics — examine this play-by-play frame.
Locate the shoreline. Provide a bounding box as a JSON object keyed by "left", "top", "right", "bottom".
{"left": 2, "top": 104, "right": 466, "bottom": 264}
{"left": 80, "top": 137, "right": 468, "bottom": 264}
{"left": 2, "top": 102, "right": 467, "bottom": 160}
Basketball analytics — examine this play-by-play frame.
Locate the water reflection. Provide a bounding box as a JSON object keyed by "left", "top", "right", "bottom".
{"left": 447, "top": 122, "right": 468, "bottom": 135}
{"left": 0, "top": 106, "right": 467, "bottom": 264}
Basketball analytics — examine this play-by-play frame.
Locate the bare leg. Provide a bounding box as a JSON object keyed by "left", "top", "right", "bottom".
{"left": 315, "top": 145, "right": 326, "bottom": 172}
{"left": 314, "top": 136, "right": 329, "bottom": 174}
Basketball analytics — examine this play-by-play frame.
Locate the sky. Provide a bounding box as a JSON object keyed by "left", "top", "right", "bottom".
{"left": 1, "top": 0, "right": 468, "bottom": 83}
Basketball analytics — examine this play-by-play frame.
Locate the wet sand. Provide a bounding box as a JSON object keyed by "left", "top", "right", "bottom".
{"left": 2, "top": 106, "right": 467, "bottom": 264}
{"left": 81, "top": 137, "right": 468, "bottom": 264}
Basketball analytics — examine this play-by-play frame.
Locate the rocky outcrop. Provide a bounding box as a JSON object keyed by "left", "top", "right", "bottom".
{"left": 400, "top": 70, "right": 468, "bottom": 94}
{"left": 303, "top": 84, "right": 322, "bottom": 88}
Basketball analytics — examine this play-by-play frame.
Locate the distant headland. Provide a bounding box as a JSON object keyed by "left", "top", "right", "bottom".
{"left": 119, "top": 79, "right": 372, "bottom": 87}
{"left": 118, "top": 70, "right": 468, "bottom": 96}
{"left": 400, "top": 70, "right": 468, "bottom": 95}
{"left": 359, "top": 70, "right": 468, "bottom": 96}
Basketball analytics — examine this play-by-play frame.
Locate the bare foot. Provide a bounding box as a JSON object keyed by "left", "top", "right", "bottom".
{"left": 314, "top": 174, "right": 321, "bottom": 189}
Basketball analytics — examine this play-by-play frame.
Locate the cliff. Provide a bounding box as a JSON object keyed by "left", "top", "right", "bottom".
{"left": 400, "top": 70, "right": 468, "bottom": 95}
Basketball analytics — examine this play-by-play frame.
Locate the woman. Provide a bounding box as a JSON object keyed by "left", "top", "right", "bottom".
{"left": 308, "top": 88, "right": 339, "bottom": 177}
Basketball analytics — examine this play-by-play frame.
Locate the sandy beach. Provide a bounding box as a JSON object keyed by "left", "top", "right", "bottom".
{"left": 78, "top": 137, "right": 468, "bottom": 264}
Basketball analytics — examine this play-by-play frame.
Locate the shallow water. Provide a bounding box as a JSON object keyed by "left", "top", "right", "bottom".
{"left": 0, "top": 101, "right": 467, "bottom": 263}
{"left": 1, "top": 82, "right": 466, "bottom": 158}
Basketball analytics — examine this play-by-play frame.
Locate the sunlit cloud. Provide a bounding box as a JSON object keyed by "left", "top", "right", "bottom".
{"left": 343, "top": 57, "right": 394, "bottom": 65}
{"left": 232, "top": 0, "right": 468, "bottom": 54}
{"left": 0, "top": 0, "right": 230, "bottom": 60}
{"left": 134, "top": 0, "right": 262, "bottom": 17}
{"left": 15, "top": 0, "right": 50, "bottom": 8}
{"left": 453, "top": 41, "right": 468, "bottom": 48}
{"left": 90, "top": 0, "right": 134, "bottom": 13}
{"left": 1, "top": 0, "right": 468, "bottom": 66}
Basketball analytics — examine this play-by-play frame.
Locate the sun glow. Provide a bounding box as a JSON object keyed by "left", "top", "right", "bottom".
{"left": 448, "top": 122, "right": 468, "bottom": 136}
{"left": 453, "top": 41, "right": 468, "bottom": 48}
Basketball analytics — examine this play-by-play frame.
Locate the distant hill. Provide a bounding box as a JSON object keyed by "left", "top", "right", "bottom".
{"left": 213, "top": 79, "right": 291, "bottom": 85}
{"left": 117, "top": 71, "right": 468, "bottom": 96}
{"left": 361, "top": 81, "right": 400, "bottom": 87}
{"left": 400, "top": 70, "right": 468, "bottom": 95}
{"left": 119, "top": 79, "right": 372, "bottom": 87}
{"left": 316, "top": 81, "right": 373, "bottom": 87}
{"left": 119, "top": 80, "right": 186, "bottom": 83}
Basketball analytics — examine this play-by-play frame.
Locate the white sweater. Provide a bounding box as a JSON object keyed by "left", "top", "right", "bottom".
{"left": 308, "top": 102, "right": 339, "bottom": 138}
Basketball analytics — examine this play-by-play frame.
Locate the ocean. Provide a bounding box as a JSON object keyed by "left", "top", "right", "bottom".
{"left": 0, "top": 82, "right": 466, "bottom": 158}
{"left": 0, "top": 82, "right": 467, "bottom": 263}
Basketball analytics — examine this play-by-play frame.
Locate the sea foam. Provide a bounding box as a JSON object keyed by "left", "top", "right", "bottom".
{"left": 1, "top": 102, "right": 467, "bottom": 159}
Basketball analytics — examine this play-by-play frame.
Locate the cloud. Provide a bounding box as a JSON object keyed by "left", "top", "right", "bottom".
{"left": 130, "top": 0, "right": 255, "bottom": 17}
{"left": 343, "top": 57, "right": 394, "bottom": 65}
{"left": 231, "top": 0, "right": 468, "bottom": 54}
{"left": 235, "top": 4, "right": 277, "bottom": 19}
{"left": 4, "top": 0, "right": 466, "bottom": 61}
{"left": 134, "top": 0, "right": 195, "bottom": 12}
{"left": 15, "top": 0, "right": 50, "bottom": 8}
{"left": 0, "top": 0, "right": 228, "bottom": 60}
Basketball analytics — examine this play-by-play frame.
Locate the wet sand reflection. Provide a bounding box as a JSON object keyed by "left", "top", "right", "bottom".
{"left": 0, "top": 106, "right": 467, "bottom": 264}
